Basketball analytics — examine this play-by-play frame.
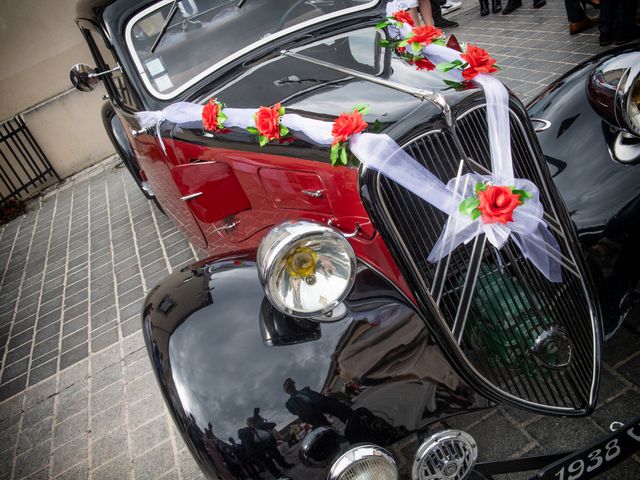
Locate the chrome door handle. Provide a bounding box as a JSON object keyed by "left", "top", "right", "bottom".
{"left": 530, "top": 118, "right": 551, "bottom": 133}
{"left": 302, "top": 189, "right": 324, "bottom": 198}
{"left": 180, "top": 192, "right": 203, "bottom": 201}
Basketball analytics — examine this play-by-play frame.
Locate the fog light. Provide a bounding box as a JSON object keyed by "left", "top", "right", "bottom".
{"left": 329, "top": 445, "right": 398, "bottom": 480}
{"left": 257, "top": 221, "right": 356, "bottom": 318}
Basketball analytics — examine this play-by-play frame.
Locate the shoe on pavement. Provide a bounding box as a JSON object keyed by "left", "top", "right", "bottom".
{"left": 434, "top": 18, "right": 459, "bottom": 28}
{"left": 569, "top": 16, "right": 598, "bottom": 35}
{"left": 533, "top": 0, "right": 546, "bottom": 8}
{"left": 599, "top": 30, "right": 614, "bottom": 46}
{"left": 614, "top": 25, "right": 640, "bottom": 45}
{"left": 502, "top": 0, "right": 521, "bottom": 14}
{"left": 442, "top": 0, "right": 462, "bottom": 15}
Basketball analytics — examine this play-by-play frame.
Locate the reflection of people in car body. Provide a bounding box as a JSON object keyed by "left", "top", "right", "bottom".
{"left": 283, "top": 378, "right": 353, "bottom": 428}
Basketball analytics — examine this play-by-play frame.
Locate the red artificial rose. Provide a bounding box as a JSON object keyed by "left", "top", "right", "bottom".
{"left": 409, "top": 25, "right": 443, "bottom": 46}
{"left": 332, "top": 110, "right": 368, "bottom": 145}
{"left": 414, "top": 58, "right": 436, "bottom": 71}
{"left": 392, "top": 10, "right": 415, "bottom": 26}
{"left": 255, "top": 103, "right": 282, "bottom": 140}
{"left": 395, "top": 45, "right": 407, "bottom": 55}
{"left": 461, "top": 44, "right": 498, "bottom": 80}
{"left": 477, "top": 185, "right": 522, "bottom": 224}
{"left": 202, "top": 98, "right": 220, "bottom": 131}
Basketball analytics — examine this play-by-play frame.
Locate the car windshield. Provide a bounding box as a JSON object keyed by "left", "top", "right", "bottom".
{"left": 126, "top": 0, "right": 379, "bottom": 99}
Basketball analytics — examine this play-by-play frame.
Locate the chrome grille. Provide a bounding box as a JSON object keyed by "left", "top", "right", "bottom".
{"left": 369, "top": 103, "right": 599, "bottom": 413}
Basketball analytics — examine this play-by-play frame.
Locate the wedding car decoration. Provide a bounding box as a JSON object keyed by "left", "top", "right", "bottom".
{"left": 133, "top": 6, "right": 562, "bottom": 283}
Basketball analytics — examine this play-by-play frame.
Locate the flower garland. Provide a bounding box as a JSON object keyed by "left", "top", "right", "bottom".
{"left": 459, "top": 182, "right": 533, "bottom": 224}
{"left": 377, "top": 10, "right": 500, "bottom": 91}
{"left": 133, "top": 8, "right": 561, "bottom": 282}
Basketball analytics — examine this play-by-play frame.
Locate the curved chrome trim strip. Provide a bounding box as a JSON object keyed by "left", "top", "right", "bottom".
{"left": 124, "top": 0, "right": 380, "bottom": 100}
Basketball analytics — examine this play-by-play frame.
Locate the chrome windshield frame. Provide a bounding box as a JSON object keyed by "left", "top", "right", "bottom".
{"left": 124, "top": 0, "right": 381, "bottom": 100}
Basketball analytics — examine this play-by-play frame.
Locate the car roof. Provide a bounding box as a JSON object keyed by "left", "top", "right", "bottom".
{"left": 75, "top": 0, "right": 149, "bottom": 22}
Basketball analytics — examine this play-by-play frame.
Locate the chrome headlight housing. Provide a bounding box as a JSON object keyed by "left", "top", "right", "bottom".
{"left": 587, "top": 51, "right": 640, "bottom": 137}
{"left": 257, "top": 221, "right": 356, "bottom": 318}
{"left": 329, "top": 445, "right": 398, "bottom": 480}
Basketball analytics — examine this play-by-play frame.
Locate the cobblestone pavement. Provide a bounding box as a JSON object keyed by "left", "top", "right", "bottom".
{"left": 1, "top": 2, "right": 639, "bottom": 479}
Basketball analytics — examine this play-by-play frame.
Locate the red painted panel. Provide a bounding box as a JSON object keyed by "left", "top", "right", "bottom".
{"left": 259, "top": 168, "right": 332, "bottom": 213}
{"left": 172, "top": 162, "right": 251, "bottom": 224}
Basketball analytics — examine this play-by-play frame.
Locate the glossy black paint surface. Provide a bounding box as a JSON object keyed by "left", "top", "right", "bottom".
{"left": 142, "top": 257, "right": 490, "bottom": 479}
{"left": 527, "top": 45, "right": 640, "bottom": 337}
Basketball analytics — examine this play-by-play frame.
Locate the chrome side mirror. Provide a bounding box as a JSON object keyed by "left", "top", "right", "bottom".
{"left": 69, "top": 63, "right": 122, "bottom": 92}
{"left": 69, "top": 63, "right": 100, "bottom": 92}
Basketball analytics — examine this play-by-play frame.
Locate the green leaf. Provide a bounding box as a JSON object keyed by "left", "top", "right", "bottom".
{"left": 459, "top": 196, "right": 480, "bottom": 215}
{"left": 512, "top": 189, "right": 533, "bottom": 202}
{"left": 278, "top": 106, "right": 286, "bottom": 116}
{"left": 470, "top": 209, "right": 482, "bottom": 221}
{"left": 433, "top": 38, "right": 447, "bottom": 46}
{"left": 340, "top": 146, "right": 348, "bottom": 165}
{"left": 258, "top": 135, "right": 269, "bottom": 147}
{"left": 436, "top": 62, "right": 453, "bottom": 72}
{"left": 372, "top": 119, "right": 382, "bottom": 133}
{"left": 375, "top": 20, "right": 390, "bottom": 29}
{"left": 475, "top": 182, "right": 487, "bottom": 194}
{"left": 330, "top": 144, "right": 339, "bottom": 165}
{"left": 379, "top": 39, "right": 392, "bottom": 47}
{"left": 279, "top": 125, "right": 289, "bottom": 137}
{"left": 246, "top": 126, "right": 259, "bottom": 135}
{"left": 218, "top": 111, "right": 228, "bottom": 122}
{"left": 443, "top": 80, "right": 466, "bottom": 91}
{"left": 397, "top": 39, "right": 408, "bottom": 47}
{"left": 411, "top": 42, "right": 422, "bottom": 53}
{"left": 354, "top": 104, "right": 369, "bottom": 115}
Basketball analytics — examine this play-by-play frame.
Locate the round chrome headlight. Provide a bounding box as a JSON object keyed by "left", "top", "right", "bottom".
{"left": 329, "top": 445, "right": 398, "bottom": 480}
{"left": 257, "top": 221, "right": 356, "bottom": 318}
{"left": 587, "top": 51, "right": 640, "bottom": 137}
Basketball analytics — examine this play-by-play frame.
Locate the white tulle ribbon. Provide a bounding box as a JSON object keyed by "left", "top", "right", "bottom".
{"left": 132, "top": 9, "right": 563, "bottom": 282}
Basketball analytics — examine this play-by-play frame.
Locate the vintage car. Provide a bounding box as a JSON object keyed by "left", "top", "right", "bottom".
{"left": 71, "top": 0, "right": 640, "bottom": 479}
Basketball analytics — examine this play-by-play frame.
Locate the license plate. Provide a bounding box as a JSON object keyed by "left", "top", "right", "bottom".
{"left": 535, "top": 416, "right": 640, "bottom": 480}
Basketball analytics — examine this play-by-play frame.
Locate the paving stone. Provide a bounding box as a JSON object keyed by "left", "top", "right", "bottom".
{"left": 28, "top": 360, "right": 58, "bottom": 387}
{"left": 468, "top": 413, "right": 530, "bottom": 461}
{"left": 90, "top": 402, "right": 125, "bottom": 439}
{"left": 130, "top": 417, "right": 168, "bottom": 457}
{"left": 52, "top": 460, "right": 88, "bottom": 480}
{"left": 0, "top": 375, "right": 28, "bottom": 402}
{"left": 127, "top": 394, "right": 165, "bottom": 431}
{"left": 22, "top": 397, "right": 55, "bottom": 430}
{"left": 178, "top": 448, "right": 204, "bottom": 480}
{"left": 90, "top": 329, "right": 119, "bottom": 352}
{"left": 23, "top": 378, "right": 56, "bottom": 409}
{"left": 133, "top": 441, "right": 174, "bottom": 480}
{"left": 51, "top": 435, "right": 88, "bottom": 476}
{"left": 616, "top": 353, "right": 640, "bottom": 386}
{"left": 58, "top": 361, "right": 88, "bottom": 393}
{"left": 55, "top": 387, "right": 88, "bottom": 425}
{"left": 90, "top": 345, "right": 121, "bottom": 374}
{"left": 91, "top": 381, "right": 124, "bottom": 415}
{"left": 92, "top": 454, "right": 130, "bottom": 480}
{"left": 59, "top": 344, "right": 88, "bottom": 371}
{"left": 592, "top": 390, "right": 640, "bottom": 432}
{"left": 0, "top": 415, "right": 20, "bottom": 453}
{"left": 53, "top": 410, "right": 88, "bottom": 447}
{"left": 13, "top": 442, "right": 50, "bottom": 480}
{"left": 90, "top": 427, "right": 128, "bottom": 469}
{"left": 0, "top": 393, "right": 24, "bottom": 423}
{"left": 90, "top": 363, "right": 123, "bottom": 395}
{"left": 16, "top": 417, "right": 53, "bottom": 455}
{"left": 526, "top": 416, "right": 603, "bottom": 455}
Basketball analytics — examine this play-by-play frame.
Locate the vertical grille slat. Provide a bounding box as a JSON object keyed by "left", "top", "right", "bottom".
{"left": 368, "top": 103, "right": 599, "bottom": 413}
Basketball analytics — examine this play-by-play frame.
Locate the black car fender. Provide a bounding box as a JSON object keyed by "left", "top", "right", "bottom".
{"left": 141, "top": 256, "right": 490, "bottom": 479}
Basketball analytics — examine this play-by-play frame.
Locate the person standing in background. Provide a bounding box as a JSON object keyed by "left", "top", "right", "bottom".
{"left": 563, "top": 0, "right": 598, "bottom": 35}
{"left": 598, "top": 0, "right": 640, "bottom": 45}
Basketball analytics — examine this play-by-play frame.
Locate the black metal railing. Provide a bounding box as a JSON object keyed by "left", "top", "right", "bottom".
{"left": 0, "top": 115, "right": 59, "bottom": 202}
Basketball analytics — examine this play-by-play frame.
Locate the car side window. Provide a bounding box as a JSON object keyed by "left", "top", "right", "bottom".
{"left": 82, "top": 26, "right": 139, "bottom": 111}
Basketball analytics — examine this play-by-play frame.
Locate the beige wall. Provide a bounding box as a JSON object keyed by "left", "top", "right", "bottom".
{"left": 0, "top": 0, "right": 114, "bottom": 182}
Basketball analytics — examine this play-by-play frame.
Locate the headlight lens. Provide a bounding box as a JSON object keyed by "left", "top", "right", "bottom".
{"left": 328, "top": 445, "right": 398, "bottom": 480}
{"left": 257, "top": 221, "right": 356, "bottom": 318}
{"left": 627, "top": 76, "right": 640, "bottom": 136}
